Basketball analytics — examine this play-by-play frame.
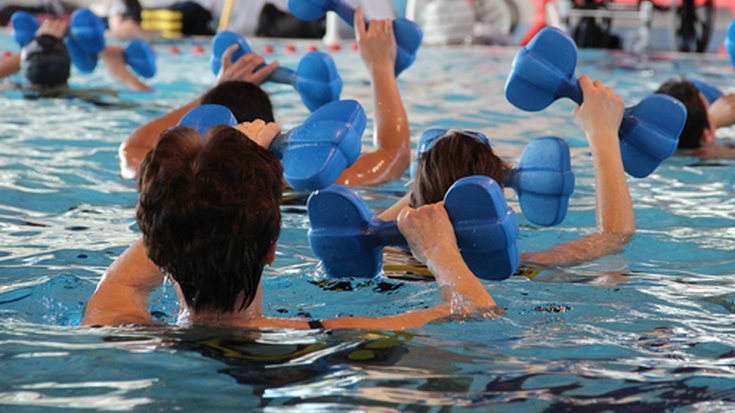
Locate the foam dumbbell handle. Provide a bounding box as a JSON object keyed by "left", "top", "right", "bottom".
{"left": 11, "top": 11, "right": 40, "bottom": 48}
{"left": 210, "top": 31, "right": 342, "bottom": 112}
{"left": 287, "top": 0, "right": 422, "bottom": 76}
{"left": 307, "top": 175, "right": 520, "bottom": 280}
{"left": 504, "top": 137, "right": 575, "bottom": 227}
{"left": 505, "top": 27, "right": 686, "bottom": 178}
{"left": 178, "top": 99, "right": 365, "bottom": 191}
{"left": 688, "top": 78, "right": 723, "bottom": 104}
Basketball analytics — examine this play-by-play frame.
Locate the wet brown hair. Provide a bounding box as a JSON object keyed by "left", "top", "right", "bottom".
{"left": 136, "top": 125, "right": 283, "bottom": 314}
{"left": 409, "top": 130, "right": 509, "bottom": 207}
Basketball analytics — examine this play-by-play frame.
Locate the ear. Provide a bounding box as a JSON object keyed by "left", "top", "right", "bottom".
{"left": 265, "top": 242, "right": 277, "bottom": 266}
{"left": 700, "top": 126, "right": 716, "bottom": 145}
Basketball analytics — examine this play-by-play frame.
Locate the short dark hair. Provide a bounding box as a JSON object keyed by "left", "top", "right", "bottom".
{"left": 136, "top": 125, "right": 283, "bottom": 314}
{"left": 655, "top": 78, "right": 709, "bottom": 149}
{"left": 201, "top": 80, "right": 275, "bottom": 123}
{"left": 20, "top": 34, "right": 71, "bottom": 88}
{"left": 410, "top": 130, "right": 509, "bottom": 208}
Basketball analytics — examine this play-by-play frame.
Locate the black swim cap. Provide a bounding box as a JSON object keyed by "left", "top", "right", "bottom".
{"left": 20, "top": 34, "right": 71, "bottom": 88}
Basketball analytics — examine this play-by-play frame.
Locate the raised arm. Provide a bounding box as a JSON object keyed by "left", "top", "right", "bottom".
{"left": 81, "top": 238, "right": 165, "bottom": 326}
{"left": 521, "top": 75, "right": 634, "bottom": 267}
{"left": 323, "top": 202, "right": 496, "bottom": 330}
{"left": 118, "top": 45, "right": 279, "bottom": 180}
{"left": 335, "top": 6, "right": 410, "bottom": 187}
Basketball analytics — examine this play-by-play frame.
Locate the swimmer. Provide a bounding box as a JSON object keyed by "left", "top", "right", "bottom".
{"left": 81, "top": 120, "right": 496, "bottom": 329}
{"left": 656, "top": 78, "right": 735, "bottom": 159}
{"left": 380, "top": 76, "right": 636, "bottom": 269}
{"left": 118, "top": 7, "right": 410, "bottom": 188}
{"left": 0, "top": 19, "right": 152, "bottom": 95}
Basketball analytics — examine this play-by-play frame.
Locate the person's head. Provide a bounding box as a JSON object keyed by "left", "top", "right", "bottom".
{"left": 202, "top": 81, "right": 275, "bottom": 124}
{"left": 20, "top": 34, "right": 71, "bottom": 89}
{"left": 136, "top": 125, "right": 283, "bottom": 314}
{"left": 655, "top": 78, "right": 715, "bottom": 149}
{"left": 409, "top": 130, "right": 510, "bottom": 208}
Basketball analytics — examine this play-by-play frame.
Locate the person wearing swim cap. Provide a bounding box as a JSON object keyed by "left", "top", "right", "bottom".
{"left": 119, "top": 7, "right": 411, "bottom": 189}
{"left": 380, "top": 76, "right": 636, "bottom": 270}
{"left": 81, "top": 119, "right": 497, "bottom": 328}
{"left": 656, "top": 78, "right": 735, "bottom": 159}
{"left": 0, "top": 19, "right": 151, "bottom": 94}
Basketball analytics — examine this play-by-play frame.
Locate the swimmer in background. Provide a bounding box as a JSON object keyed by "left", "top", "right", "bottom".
{"left": 380, "top": 76, "right": 635, "bottom": 270}
{"left": 81, "top": 119, "right": 496, "bottom": 329}
{"left": 656, "top": 78, "right": 735, "bottom": 159}
{"left": 118, "top": 7, "right": 411, "bottom": 188}
{"left": 0, "top": 19, "right": 152, "bottom": 96}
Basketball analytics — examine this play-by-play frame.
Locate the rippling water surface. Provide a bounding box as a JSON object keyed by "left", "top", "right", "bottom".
{"left": 2, "top": 30, "right": 735, "bottom": 412}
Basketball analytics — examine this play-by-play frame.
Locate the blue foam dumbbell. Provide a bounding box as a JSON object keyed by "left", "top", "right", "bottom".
{"left": 210, "top": 31, "right": 341, "bottom": 112}
{"left": 178, "top": 99, "right": 365, "bottom": 191}
{"left": 287, "top": 0, "right": 422, "bottom": 77}
{"left": 11, "top": 9, "right": 156, "bottom": 78}
{"left": 505, "top": 27, "right": 687, "bottom": 178}
{"left": 307, "top": 175, "right": 520, "bottom": 280}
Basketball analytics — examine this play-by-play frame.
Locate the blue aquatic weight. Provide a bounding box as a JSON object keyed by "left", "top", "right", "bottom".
{"left": 177, "top": 99, "right": 365, "bottom": 191}
{"left": 505, "top": 137, "right": 574, "bottom": 226}
{"left": 287, "top": 0, "right": 422, "bottom": 76}
{"left": 410, "top": 129, "right": 574, "bottom": 226}
{"left": 11, "top": 8, "right": 156, "bottom": 78}
{"left": 10, "top": 11, "right": 40, "bottom": 47}
{"left": 210, "top": 31, "right": 341, "bottom": 112}
{"left": 688, "top": 78, "right": 723, "bottom": 104}
{"left": 308, "top": 175, "right": 520, "bottom": 280}
{"left": 505, "top": 27, "right": 686, "bottom": 178}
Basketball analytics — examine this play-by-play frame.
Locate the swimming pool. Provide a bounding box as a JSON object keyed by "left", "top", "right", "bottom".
{"left": 2, "top": 29, "right": 735, "bottom": 411}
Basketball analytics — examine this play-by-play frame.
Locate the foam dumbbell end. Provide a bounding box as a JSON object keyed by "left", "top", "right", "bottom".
{"left": 287, "top": 0, "right": 422, "bottom": 76}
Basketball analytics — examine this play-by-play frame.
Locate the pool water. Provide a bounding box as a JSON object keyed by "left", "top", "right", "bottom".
{"left": 2, "top": 30, "right": 735, "bottom": 412}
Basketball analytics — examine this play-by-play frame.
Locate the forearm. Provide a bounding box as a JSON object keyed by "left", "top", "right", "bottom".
{"left": 120, "top": 96, "right": 203, "bottom": 179}
{"left": 107, "top": 64, "right": 152, "bottom": 92}
{"left": 0, "top": 54, "right": 21, "bottom": 79}
{"left": 334, "top": 67, "right": 410, "bottom": 187}
{"left": 588, "top": 130, "right": 635, "bottom": 235}
{"left": 427, "top": 245, "right": 496, "bottom": 310}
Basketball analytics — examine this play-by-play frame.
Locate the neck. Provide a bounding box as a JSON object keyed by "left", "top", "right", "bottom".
{"left": 176, "top": 283, "right": 265, "bottom": 327}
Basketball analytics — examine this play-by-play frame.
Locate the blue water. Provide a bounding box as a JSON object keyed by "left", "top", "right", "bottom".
{"left": 3, "top": 29, "right": 735, "bottom": 411}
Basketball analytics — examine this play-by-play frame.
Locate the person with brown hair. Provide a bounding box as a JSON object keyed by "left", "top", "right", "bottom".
{"left": 381, "top": 75, "right": 636, "bottom": 268}
{"left": 82, "top": 119, "right": 496, "bottom": 329}
{"left": 655, "top": 78, "right": 735, "bottom": 159}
